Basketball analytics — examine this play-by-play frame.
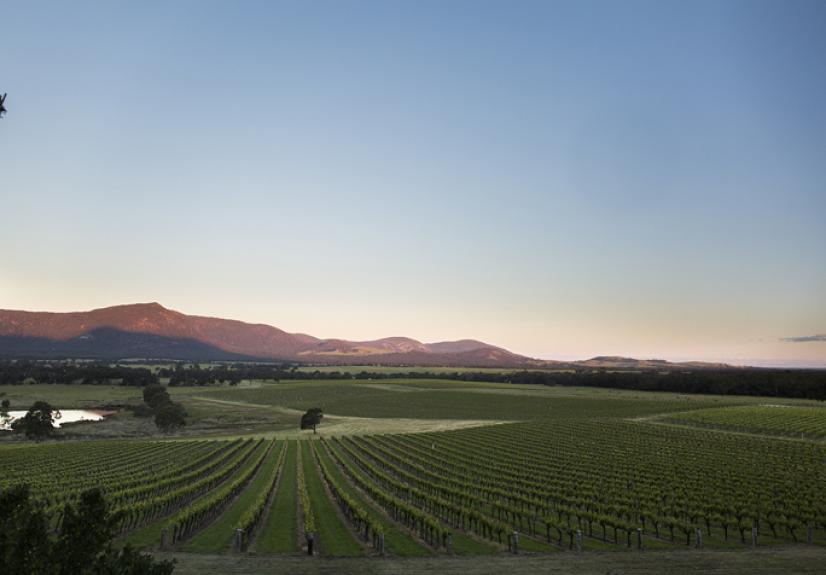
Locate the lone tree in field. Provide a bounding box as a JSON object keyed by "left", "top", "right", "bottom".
{"left": 142, "top": 384, "right": 171, "bottom": 409}
{"left": 12, "top": 401, "right": 58, "bottom": 439}
{"left": 154, "top": 402, "right": 187, "bottom": 432}
{"left": 141, "top": 383, "right": 187, "bottom": 432}
{"left": 300, "top": 407, "right": 323, "bottom": 433}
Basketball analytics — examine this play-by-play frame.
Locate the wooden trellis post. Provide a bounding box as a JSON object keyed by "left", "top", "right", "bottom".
{"left": 234, "top": 528, "right": 244, "bottom": 552}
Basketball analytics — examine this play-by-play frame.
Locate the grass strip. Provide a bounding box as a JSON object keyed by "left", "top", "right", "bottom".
{"left": 253, "top": 441, "right": 299, "bottom": 553}
{"left": 299, "top": 441, "right": 365, "bottom": 556}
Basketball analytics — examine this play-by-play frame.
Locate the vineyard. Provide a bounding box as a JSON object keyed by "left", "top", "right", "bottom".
{"left": 2, "top": 379, "right": 826, "bottom": 571}
{"left": 662, "top": 405, "right": 826, "bottom": 439}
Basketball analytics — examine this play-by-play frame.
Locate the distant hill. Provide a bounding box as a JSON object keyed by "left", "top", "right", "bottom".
{"left": 0, "top": 303, "right": 731, "bottom": 369}
{"left": 576, "top": 356, "right": 733, "bottom": 370}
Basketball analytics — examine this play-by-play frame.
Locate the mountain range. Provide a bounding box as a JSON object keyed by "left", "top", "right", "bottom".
{"left": 0, "top": 303, "right": 731, "bottom": 369}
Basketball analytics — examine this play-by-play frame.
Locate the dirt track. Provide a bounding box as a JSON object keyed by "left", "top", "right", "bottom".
{"left": 154, "top": 546, "right": 826, "bottom": 575}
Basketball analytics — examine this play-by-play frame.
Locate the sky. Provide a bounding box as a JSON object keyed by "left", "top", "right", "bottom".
{"left": 1, "top": 0, "right": 825, "bottom": 367}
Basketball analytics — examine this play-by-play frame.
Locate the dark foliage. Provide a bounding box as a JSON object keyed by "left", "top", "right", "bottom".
{"left": 1, "top": 359, "right": 824, "bottom": 400}
{"left": 140, "top": 383, "right": 186, "bottom": 432}
{"left": 142, "top": 384, "right": 170, "bottom": 409}
{"left": 0, "top": 361, "right": 158, "bottom": 387}
{"left": 154, "top": 402, "right": 187, "bottom": 431}
{"left": 11, "top": 401, "right": 57, "bottom": 439}
{"left": 300, "top": 407, "right": 323, "bottom": 432}
{"left": 0, "top": 485, "right": 175, "bottom": 575}
{"left": 130, "top": 403, "right": 154, "bottom": 418}
{"left": 501, "top": 369, "right": 826, "bottom": 400}
{"left": 166, "top": 362, "right": 242, "bottom": 386}
{"left": 160, "top": 363, "right": 826, "bottom": 401}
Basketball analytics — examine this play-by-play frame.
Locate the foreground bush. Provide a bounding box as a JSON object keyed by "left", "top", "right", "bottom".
{"left": 0, "top": 484, "right": 175, "bottom": 575}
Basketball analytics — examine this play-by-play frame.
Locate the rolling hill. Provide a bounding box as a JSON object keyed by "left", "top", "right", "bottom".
{"left": 0, "top": 303, "right": 730, "bottom": 368}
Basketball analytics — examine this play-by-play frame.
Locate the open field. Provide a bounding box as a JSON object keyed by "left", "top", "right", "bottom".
{"left": 0, "top": 383, "right": 143, "bottom": 408}
{"left": 201, "top": 380, "right": 741, "bottom": 421}
{"left": 3, "top": 377, "right": 826, "bottom": 574}
{"left": 186, "top": 396, "right": 510, "bottom": 438}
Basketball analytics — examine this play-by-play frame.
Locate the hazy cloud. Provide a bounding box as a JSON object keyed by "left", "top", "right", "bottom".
{"left": 781, "top": 334, "right": 826, "bottom": 343}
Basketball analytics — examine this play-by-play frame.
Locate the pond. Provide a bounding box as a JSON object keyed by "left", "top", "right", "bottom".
{"left": 0, "top": 409, "right": 109, "bottom": 431}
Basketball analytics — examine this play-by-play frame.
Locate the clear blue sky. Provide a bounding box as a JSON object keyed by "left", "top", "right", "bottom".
{"left": 2, "top": 0, "right": 825, "bottom": 366}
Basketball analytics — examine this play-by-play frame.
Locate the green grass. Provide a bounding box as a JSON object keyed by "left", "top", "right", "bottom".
{"left": 0, "top": 383, "right": 291, "bottom": 439}
{"left": 207, "top": 380, "right": 723, "bottom": 421}
{"left": 0, "top": 384, "right": 142, "bottom": 408}
{"left": 175, "top": 395, "right": 297, "bottom": 437}
{"left": 182, "top": 442, "right": 285, "bottom": 552}
{"left": 123, "top": 515, "right": 168, "bottom": 549}
{"left": 299, "top": 441, "right": 365, "bottom": 556}
{"left": 313, "top": 441, "right": 433, "bottom": 557}
{"left": 451, "top": 532, "right": 500, "bottom": 555}
{"left": 253, "top": 441, "right": 299, "bottom": 553}
{"left": 3, "top": 378, "right": 815, "bottom": 442}
{"left": 516, "top": 535, "right": 556, "bottom": 552}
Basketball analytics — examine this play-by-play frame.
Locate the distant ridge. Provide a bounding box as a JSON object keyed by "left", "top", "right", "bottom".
{"left": 0, "top": 303, "right": 731, "bottom": 369}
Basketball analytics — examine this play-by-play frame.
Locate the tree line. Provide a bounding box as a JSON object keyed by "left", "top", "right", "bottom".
{"left": 0, "top": 361, "right": 158, "bottom": 386}
{"left": 210, "top": 364, "right": 826, "bottom": 400}
{"left": 498, "top": 369, "right": 826, "bottom": 400}
{"left": 1, "top": 360, "right": 824, "bottom": 401}
{"left": 193, "top": 365, "right": 826, "bottom": 400}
